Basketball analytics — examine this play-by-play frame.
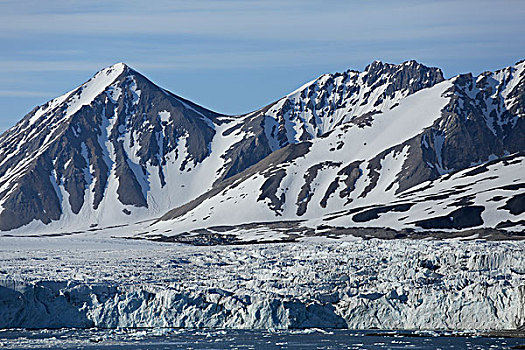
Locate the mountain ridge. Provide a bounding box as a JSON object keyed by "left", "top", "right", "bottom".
{"left": 0, "top": 59, "right": 523, "bottom": 237}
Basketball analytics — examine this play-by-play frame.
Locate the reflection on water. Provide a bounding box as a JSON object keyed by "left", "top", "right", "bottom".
{"left": 1, "top": 328, "right": 524, "bottom": 349}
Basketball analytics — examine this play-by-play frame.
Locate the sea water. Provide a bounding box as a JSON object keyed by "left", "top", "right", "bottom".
{"left": 1, "top": 328, "right": 524, "bottom": 349}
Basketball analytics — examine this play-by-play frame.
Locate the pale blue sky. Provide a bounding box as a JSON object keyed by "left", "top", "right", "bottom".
{"left": 1, "top": 0, "right": 524, "bottom": 132}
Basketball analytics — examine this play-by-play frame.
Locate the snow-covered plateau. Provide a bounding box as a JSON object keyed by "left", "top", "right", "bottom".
{"left": 1, "top": 237, "right": 524, "bottom": 331}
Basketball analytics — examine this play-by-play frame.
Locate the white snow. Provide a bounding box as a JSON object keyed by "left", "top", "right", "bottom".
{"left": 1, "top": 61, "right": 523, "bottom": 237}
{"left": 158, "top": 110, "right": 171, "bottom": 123}
{"left": 28, "top": 94, "right": 70, "bottom": 126}
{"left": 106, "top": 82, "right": 122, "bottom": 103}
{"left": 64, "top": 63, "right": 126, "bottom": 122}
{"left": 128, "top": 75, "right": 141, "bottom": 104}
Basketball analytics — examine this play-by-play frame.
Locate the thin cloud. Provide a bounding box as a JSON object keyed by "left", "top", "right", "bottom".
{"left": 0, "top": 90, "right": 58, "bottom": 98}
{"left": 0, "top": 0, "right": 523, "bottom": 133}
{"left": 18, "top": 49, "right": 84, "bottom": 56}
{"left": 1, "top": 1, "right": 523, "bottom": 42}
{"left": 0, "top": 60, "right": 112, "bottom": 72}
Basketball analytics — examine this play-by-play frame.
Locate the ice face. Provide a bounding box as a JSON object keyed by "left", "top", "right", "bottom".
{"left": 0, "top": 237, "right": 524, "bottom": 330}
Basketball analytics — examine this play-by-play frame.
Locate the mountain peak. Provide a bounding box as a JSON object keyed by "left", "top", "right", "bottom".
{"left": 94, "top": 62, "right": 129, "bottom": 79}
{"left": 365, "top": 59, "right": 385, "bottom": 72}
{"left": 103, "top": 61, "right": 129, "bottom": 71}
{"left": 110, "top": 61, "right": 128, "bottom": 69}
{"left": 364, "top": 59, "right": 432, "bottom": 72}
{"left": 90, "top": 62, "right": 143, "bottom": 85}
{"left": 402, "top": 59, "right": 419, "bottom": 66}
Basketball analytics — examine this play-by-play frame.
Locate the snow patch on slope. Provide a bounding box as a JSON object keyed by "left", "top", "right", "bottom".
{"left": 60, "top": 63, "right": 126, "bottom": 125}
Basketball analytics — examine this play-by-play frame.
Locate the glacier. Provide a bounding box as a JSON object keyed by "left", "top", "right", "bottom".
{"left": 0, "top": 237, "right": 524, "bottom": 330}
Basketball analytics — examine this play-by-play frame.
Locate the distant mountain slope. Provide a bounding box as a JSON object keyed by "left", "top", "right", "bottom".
{"left": 153, "top": 60, "right": 525, "bottom": 235}
{"left": 0, "top": 60, "right": 523, "bottom": 235}
{"left": 218, "top": 60, "right": 444, "bottom": 179}
{"left": 260, "top": 60, "right": 444, "bottom": 146}
{"left": 0, "top": 63, "right": 235, "bottom": 231}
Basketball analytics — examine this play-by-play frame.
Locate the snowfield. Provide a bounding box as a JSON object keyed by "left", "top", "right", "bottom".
{"left": 0, "top": 237, "right": 524, "bottom": 330}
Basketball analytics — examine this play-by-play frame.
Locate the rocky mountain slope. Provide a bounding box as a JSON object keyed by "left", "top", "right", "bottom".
{"left": 154, "top": 60, "right": 525, "bottom": 237}
{"left": 0, "top": 63, "right": 261, "bottom": 232}
{"left": 0, "top": 60, "right": 523, "bottom": 236}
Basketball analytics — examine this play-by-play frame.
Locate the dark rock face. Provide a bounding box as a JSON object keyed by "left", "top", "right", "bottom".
{"left": 337, "top": 161, "right": 363, "bottom": 200}
{"left": 501, "top": 193, "right": 525, "bottom": 215}
{"left": 393, "top": 135, "right": 440, "bottom": 194}
{"left": 423, "top": 65, "right": 524, "bottom": 173}
{"left": 219, "top": 115, "right": 274, "bottom": 182}
{"left": 413, "top": 206, "right": 485, "bottom": 229}
{"left": 259, "top": 170, "right": 287, "bottom": 215}
{"left": 364, "top": 60, "right": 444, "bottom": 97}
{"left": 114, "top": 140, "right": 148, "bottom": 208}
{"left": 0, "top": 159, "right": 62, "bottom": 230}
{"left": 424, "top": 76, "right": 511, "bottom": 173}
{"left": 352, "top": 204, "right": 413, "bottom": 223}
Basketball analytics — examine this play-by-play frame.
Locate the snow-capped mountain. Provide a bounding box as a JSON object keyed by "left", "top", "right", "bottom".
{"left": 0, "top": 60, "right": 523, "bottom": 236}
{"left": 153, "top": 60, "right": 525, "bottom": 237}
{"left": 0, "top": 63, "right": 240, "bottom": 232}
{"left": 237, "top": 60, "right": 444, "bottom": 151}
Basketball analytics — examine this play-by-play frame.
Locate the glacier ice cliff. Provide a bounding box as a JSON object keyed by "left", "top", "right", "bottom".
{"left": 0, "top": 238, "right": 524, "bottom": 330}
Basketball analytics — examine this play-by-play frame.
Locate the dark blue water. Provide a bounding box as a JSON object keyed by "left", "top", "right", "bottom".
{"left": 1, "top": 328, "right": 524, "bottom": 349}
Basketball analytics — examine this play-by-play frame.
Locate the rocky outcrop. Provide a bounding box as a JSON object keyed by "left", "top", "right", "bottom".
{"left": 253, "top": 60, "right": 445, "bottom": 146}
